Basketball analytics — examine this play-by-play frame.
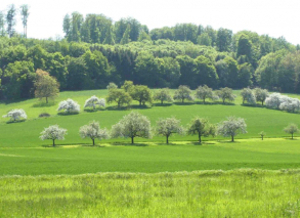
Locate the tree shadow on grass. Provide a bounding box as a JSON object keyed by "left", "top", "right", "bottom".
{"left": 241, "top": 103, "right": 265, "bottom": 108}
{"left": 152, "top": 103, "right": 173, "bottom": 107}
{"left": 6, "top": 119, "right": 26, "bottom": 124}
{"left": 110, "top": 142, "right": 148, "bottom": 147}
{"left": 130, "top": 105, "right": 152, "bottom": 110}
{"left": 57, "top": 111, "right": 80, "bottom": 116}
{"left": 174, "top": 102, "right": 195, "bottom": 106}
{"left": 218, "top": 140, "right": 241, "bottom": 144}
{"left": 106, "top": 106, "right": 131, "bottom": 111}
{"left": 84, "top": 108, "right": 106, "bottom": 113}
{"left": 190, "top": 141, "right": 216, "bottom": 146}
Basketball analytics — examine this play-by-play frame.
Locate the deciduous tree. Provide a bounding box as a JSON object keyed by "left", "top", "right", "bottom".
{"left": 79, "top": 121, "right": 109, "bottom": 145}
{"left": 217, "top": 117, "right": 247, "bottom": 142}
{"left": 284, "top": 123, "right": 299, "bottom": 139}
{"left": 40, "top": 125, "right": 67, "bottom": 147}
{"left": 156, "top": 117, "right": 185, "bottom": 144}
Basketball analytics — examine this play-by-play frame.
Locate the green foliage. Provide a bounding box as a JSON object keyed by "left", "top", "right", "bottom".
{"left": 284, "top": 123, "right": 299, "bottom": 139}
{"left": 129, "top": 85, "right": 152, "bottom": 106}
{"left": 156, "top": 117, "right": 184, "bottom": 144}
{"left": 187, "top": 117, "right": 215, "bottom": 143}
{"left": 216, "top": 87, "right": 236, "bottom": 104}
{"left": 106, "top": 89, "right": 132, "bottom": 108}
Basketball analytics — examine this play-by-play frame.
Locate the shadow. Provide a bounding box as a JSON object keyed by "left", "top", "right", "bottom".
{"left": 155, "top": 142, "right": 178, "bottom": 146}
{"left": 219, "top": 102, "right": 235, "bottom": 106}
{"left": 106, "top": 105, "right": 132, "bottom": 111}
{"left": 153, "top": 103, "right": 173, "bottom": 107}
{"left": 130, "top": 105, "right": 152, "bottom": 110}
{"left": 241, "top": 103, "right": 265, "bottom": 108}
{"left": 39, "top": 113, "right": 51, "bottom": 118}
{"left": 174, "top": 102, "right": 195, "bottom": 106}
{"left": 81, "top": 143, "right": 106, "bottom": 147}
{"left": 57, "top": 111, "right": 80, "bottom": 116}
{"left": 195, "top": 102, "right": 219, "bottom": 105}
{"left": 110, "top": 142, "right": 148, "bottom": 147}
{"left": 284, "top": 138, "right": 298, "bottom": 140}
{"left": 6, "top": 119, "right": 26, "bottom": 124}
{"left": 32, "top": 101, "right": 56, "bottom": 108}
{"left": 84, "top": 108, "right": 105, "bottom": 113}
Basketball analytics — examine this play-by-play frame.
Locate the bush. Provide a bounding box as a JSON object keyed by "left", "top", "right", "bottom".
{"left": 39, "top": 113, "right": 51, "bottom": 118}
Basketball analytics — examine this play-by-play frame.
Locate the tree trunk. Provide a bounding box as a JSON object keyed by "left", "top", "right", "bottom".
{"left": 166, "top": 135, "right": 169, "bottom": 144}
{"left": 231, "top": 135, "right": 234, "bottom": 142}
{"left": 139, "top": 100, "right": 142, "bottom": 106}
{"left": 93, "top": 104, "right": 95, "bottom": 111}
{"left": 203, "top": 98, "right": 205, "bottom": 104}
{"left": 261, "top": 101, "right": 264, "bottom": 106}
{"left": 242, "top": 99, "right": 245, "bottom": 104}
{"left": 261, "top": 135, "right": 264, "bottom": 140}
{"left": 53, "top": 139, "right": 55, "bottom": 147}
{"left": 182, "top": 99, "right": 184, "bottom": 103}
{"left": 118, "top": 101, "right": 120, "bottom": 108}
{"left": 223, "top": 99, "right": 225, "bottom": 104}
{"left": 46, "top": 97, "right": 48, "bottom": 104}
{"left": 292, "top": 133, "right": 294, "bottom": 140}
{"left": 198, "top": 132, "right": 202, "bottom": 143}
{"left": 131, "top": 137, "right": 134, "bottom": 144}
{"left": 92, "top": 138, "right": 95, "bottom": 146}
{"left": 161, "top": 100, "right": 163, "bottom": 105}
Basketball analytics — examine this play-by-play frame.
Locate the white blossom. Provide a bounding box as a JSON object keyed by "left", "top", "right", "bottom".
{"left": 2, "top": 109, "right": 27, "bottom": 121}
{"left": 156, "top": 117, "right": 185, "bottom": 144}
{"left": 217, "top": 117, "right": 247, "bottom": 142}
{"left": 79, "top": 121, "right": 109, "bottom": 145}
{"left": 40, "top": 125, "right": 67, "bottom": 146}
{"left": 241, "top": 88, "right": 256, "bottom": 105}
{"left": 57, "top": 98, "right": 80, "bottom": 114}
{"left": 265, "top": 93, "right": 300, "bottom": 112}
{"left": 84, "top": 96, "right": 106, "bottom": 110}
{"left": 111, "top": 111, "right": 152, "bottom": 144}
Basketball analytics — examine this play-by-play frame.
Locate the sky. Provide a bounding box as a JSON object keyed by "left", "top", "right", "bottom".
{"left": 0, "top": 0, "right": 299, "bottom": 45}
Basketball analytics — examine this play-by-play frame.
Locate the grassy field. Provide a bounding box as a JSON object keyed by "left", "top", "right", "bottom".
{"left": 1, "top": 138, "right": 300, "bottom": 176}
{"left": 1, "top": 169, "right": 300, "bottom": 217}
{"left": 0, "top": 89, "right": 300, "bottom": 148}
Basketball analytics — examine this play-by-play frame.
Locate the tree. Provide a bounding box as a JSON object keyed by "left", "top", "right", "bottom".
{"left": 284, "top": 123, "right": 299, "bottom": 139}
{"left": 63, "top": 14, "right": 71, "bottom": 38}
{"left": 34, "top": 69, "right": 60, "bottom": 104}
{"left": 106, "top": 82, "right": 118, "bottom": 90}
{"left": 2, "top": 109, "right": 27, "bottom": 122}
{"left": 217, "top": 117, "right": 247, "bottom": 142}
{"left": 197, "top": 33, "right": 212, "bottom": 46}
{"left": 174, "top": 85, "right": 194, "bottom": 103}
{"left": 195, "top": 85, "right": 214, "bottom": 103}
{"left": 259, "top": 131, "right": 266, "bottom": 140}
{"left": 40, "top": 125, "right": 67, "bottom": 147}
{"left": 237, "top": 34, "right": 252, "bottom": 61}
{"left": 57, "top": 99, "right": 80, "bottom": 114}
{"left": 216, "top": 87, "right": 236, "bottom": 104}
{"left": 187, "top": 117, "right": 215, "bottom": 143}
{"left": 240, "top": 88, "right": 256, "bottom": 105}
{"left": 6, "top": 4, "right": 16, "bottom": 37}
{"left": 121, "top": 80, "right": 134, "bottom": 92}
{"left": 84, "top": 96, "right": 105, "bottom": 111}
{"left": 106, "top": 89, "right": 132, "bottom": 108}
{"left": 216, "top": 28, "right": 232, "bottom": 52}
{"left": 111, "top": 111, "right": 151, "bottom": 144}
{"left": 0, "top": 12, "right": 6, "bottom": 36}
{"left": 153, "top": 88, "right": 173, "bottom": 105}
{"left": 254, "top": 88, "right": 269, "bottom": 106}
{"left": 156, "top": 117, "right": 185, "bottom": 144}
{"left": 20, "top": 5, "right": 30, "bottom": 38}
{"left": 79, "top": 121, "right": 109, "bottom": 146}
{"left": 103, "top": 25, "right": 115, "bottom": 45}
{"left": 120, "top": 25, "right": 131, "bottom": 45}
{"left": 130, "top": 85, "right": 152, "bottom": 106}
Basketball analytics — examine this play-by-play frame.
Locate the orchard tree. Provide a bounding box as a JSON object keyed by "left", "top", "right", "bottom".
{"left": 195, "top": 85, "right": 214, "bottom": 103}
{"left": 187, "top": 117, "right": 215, "bottom": 143}
{"left": 84, "top": 96, "right": 105, "bottom": 111}
{"left": 106, "top": 89, "right": 132, "bottom": 108}
{"left": 2, "top": 109, "right": 27, "bottom": 122}
{"left": 254, "top": 88, "right": 269, "bottom": 106}
{"left": 111, "top": 111, "right": 152, "bottom": 144}
{"left": 79, "top": 121, "right": 109, "bottom": 146}
{"left": 121, "top": 80, "right": 134, "bottom": 92}
{"left": 259, "top": 131, "right": 266, "bottom": 140}
{"left": 34, "top": 69, "right": 60, "bottom": 104}
{"left": 240, "top": 88, "right": 256, "bottom": 105}
{"left": 58, "top": 99, "right": 80, "bottom": 114}
{"left": 284, "top": 123, "right": 299, "bottom": 139}
{"left": 174, "top": 85, "right": 194, "bottom": 103}
{"left": 106, "top": 82, "right": 118, "bottom": 90}
{"left": 217, "top": 116, "right": 247, "bottom": 142}
{"left": 153, "top": 88, "right": 173, "bottom": 104}
{"left": 130, "top": 85, "right": 152, "bottom": 106}
{"left": 216, "top": 87, "right": 236, "bottom": 104}
{"left": 40, "top": 125, "right": 67, "bottom": 147}
{"left": 156, "top": 117, "right": 185, "bottom": 144}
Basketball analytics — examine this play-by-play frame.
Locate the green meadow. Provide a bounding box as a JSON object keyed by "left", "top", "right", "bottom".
{"left": 2, "top": 170, "right": 300, "bottom": 217}
{"left": 2, "top": 89, "right": 300, "bottom": 217}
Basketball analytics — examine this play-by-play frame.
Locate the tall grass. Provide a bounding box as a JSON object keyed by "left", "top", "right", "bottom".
{"left": 1, "top": 169, "right": 300, "bottom": 217}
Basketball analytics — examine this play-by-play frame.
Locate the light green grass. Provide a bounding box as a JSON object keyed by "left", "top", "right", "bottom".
{"left": 1, "top": 169, "right": 300, "bottom": 217}
{"left": 1, "top": 138, "right": 300, "bottom": 176}
{"left": 0, "top": 89, "right": 300, "bottom": 148}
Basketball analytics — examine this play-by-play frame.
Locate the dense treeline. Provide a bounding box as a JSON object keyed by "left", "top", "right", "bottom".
{"left": 0, "top": 7, "right": 300, "bottom": 101}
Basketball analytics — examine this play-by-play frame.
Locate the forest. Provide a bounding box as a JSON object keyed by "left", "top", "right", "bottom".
{"left": 0, "top": 5, "right": 300, "bottom": 101}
